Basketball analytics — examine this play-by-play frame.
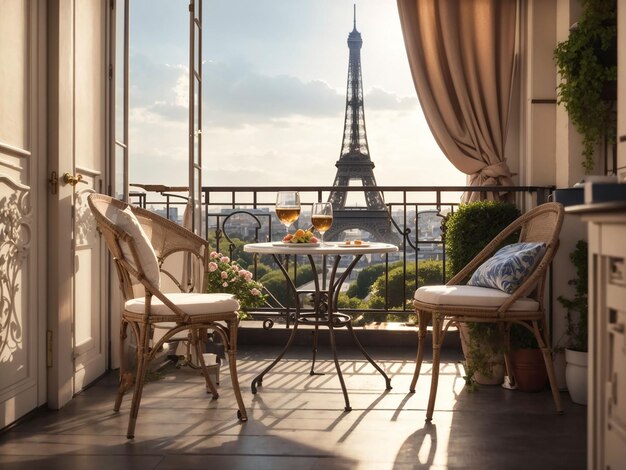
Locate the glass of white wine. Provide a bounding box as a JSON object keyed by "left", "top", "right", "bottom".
{"left": 275, "top": 191, "right": 301, "bottom": 234}
{"left": 311, "top": 202, "right": 333, "bottom": 245}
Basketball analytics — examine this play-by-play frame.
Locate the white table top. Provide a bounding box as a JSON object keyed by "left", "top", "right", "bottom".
{"left": 244, "top": 241, "right": 398, "bottom": 256}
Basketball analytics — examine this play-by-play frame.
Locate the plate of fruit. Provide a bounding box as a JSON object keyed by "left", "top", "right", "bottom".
{"left": 278, "top": 229, "right": 319, "bottom": 246}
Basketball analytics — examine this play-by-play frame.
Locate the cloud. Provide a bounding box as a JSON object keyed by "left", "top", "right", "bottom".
{"left": 364, "top": 87, "right": 417, "bottom": 111}
{"left": 203, "top": 60, "right": 343, "bottom": 127}
{"left": 203, "top": 61, "right": 419, "bottom": 126}
{"left": 129, "top": 56, "right": 344, "bottom": 127}
{"left": 127, "top": 55, "right": 464, "bottom": 189}
{"left": 130, "top": 54, "right": 184, "bottom": 108}
{"left": 130, "top": 54, "right": 419, "bottom": 129}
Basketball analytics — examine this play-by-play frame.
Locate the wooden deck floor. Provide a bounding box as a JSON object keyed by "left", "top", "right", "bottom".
{"left": 0, "top": 344, "right": 586, "bottom": 469}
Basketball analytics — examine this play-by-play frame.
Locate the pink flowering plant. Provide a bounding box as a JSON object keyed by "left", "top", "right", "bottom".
{"left": 206, "top": 251, "right": 267, "bottom": 317}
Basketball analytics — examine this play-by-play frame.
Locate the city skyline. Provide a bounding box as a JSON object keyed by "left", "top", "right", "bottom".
{"left": 129, "top": 0, "right": 465, "bottom": 190}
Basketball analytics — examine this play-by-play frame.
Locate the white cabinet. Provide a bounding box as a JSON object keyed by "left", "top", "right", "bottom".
{"left": 569, "top": 203, "right": 626, "bottom": 469}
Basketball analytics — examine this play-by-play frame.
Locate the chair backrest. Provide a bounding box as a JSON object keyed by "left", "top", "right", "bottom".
{"left": 88, "top": 193, "right": 209, "bottom": 301}
{"left": 448, "top": 202, "right": 564, "bottom": 308}
{"left": 513, "top": 202, "right": 564, "bottom": 304}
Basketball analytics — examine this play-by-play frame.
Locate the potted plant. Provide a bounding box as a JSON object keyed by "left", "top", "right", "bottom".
{"left": 206, "top": 251, "right": 268, "bottom": 316}
{"left": 459, "top": 322, "right": 505, "bottom": 387}
{"left": 553, "top": 0, "right": 617, "bottom": 173}
{"left": 508, "top": 323, "right": 548, "bottom": 392}
{"left": 557, "top": 240, "right": 589, "bottom": 404}
{"left": 444, "top": 201, "right": 520, "bottom": 387}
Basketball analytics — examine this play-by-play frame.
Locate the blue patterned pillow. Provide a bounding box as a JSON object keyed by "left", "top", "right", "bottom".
{"left": 467, "top": 242, "right": 546, "bottom": 294}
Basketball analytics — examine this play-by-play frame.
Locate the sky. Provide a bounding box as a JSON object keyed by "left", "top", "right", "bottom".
{"left": 128, "top": 0, "right": 465, "bottom": 190}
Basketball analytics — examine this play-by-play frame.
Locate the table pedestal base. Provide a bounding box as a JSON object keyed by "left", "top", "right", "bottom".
{"left": 251, "top": 312, "right": 392, "bottom": 412}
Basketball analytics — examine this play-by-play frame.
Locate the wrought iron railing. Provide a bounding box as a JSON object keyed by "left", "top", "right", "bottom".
{"left": 130, "top": 184, "right": 553, "bottom": 328}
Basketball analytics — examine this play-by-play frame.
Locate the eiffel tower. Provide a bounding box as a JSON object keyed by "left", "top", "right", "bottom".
{"left": 325, "top": 9, "right": 400, "bottom": 245}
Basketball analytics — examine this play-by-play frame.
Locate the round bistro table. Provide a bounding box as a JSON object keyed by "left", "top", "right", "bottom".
{"left": 244, "top": 241, "right": 398, "bottom": 411}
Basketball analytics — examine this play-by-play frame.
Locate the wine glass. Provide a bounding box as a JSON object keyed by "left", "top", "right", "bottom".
{"left": 275, "top": 191, "right": 301, "bottom": 233}
{"left": 311, "top": 202, "right": 333, "bottom": 245}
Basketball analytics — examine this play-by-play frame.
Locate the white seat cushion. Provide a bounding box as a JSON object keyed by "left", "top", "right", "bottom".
{"left": 414, "top": 285, "right": 539, "bottom": 311}
{"left": 125, "top": 292, "right": 240, "bottom": 316}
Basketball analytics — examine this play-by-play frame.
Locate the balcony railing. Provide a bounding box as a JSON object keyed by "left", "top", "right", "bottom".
{"left": 130, "top": 184, "right": 553, "bottom": 328}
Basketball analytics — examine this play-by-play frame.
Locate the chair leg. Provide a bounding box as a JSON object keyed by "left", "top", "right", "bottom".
{"left": 227, "top": 319, "right": 248, "bottom": 422}
{"left": 215, "top": 356, "right": 221, "bottom": 385}
{"left": 126, "top": 323, "right": 151, "bottom": 439}
{"left": 115, "top": 319, "right": 132, "bottom": 412}
{"left": 535, "top": 320, "right": 563, "bottom": 414}
{"left": 410, "top": 310, "right": 432, "bottom": 392}
{"left": 192, "top": 328, "right": 219, "bottom": 398}
{"left": 502, "top": 322, "right": 516, "bottom": 388}
{"left": 115, "top": 372, "right": 134, "bottom": 412}
{"left": 426, "top": 313, "right": 444, "bottom": 422}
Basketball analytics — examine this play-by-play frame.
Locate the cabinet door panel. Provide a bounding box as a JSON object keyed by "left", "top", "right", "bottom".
{"left": 608, "top": 310, "right": 626, "bottom": 433}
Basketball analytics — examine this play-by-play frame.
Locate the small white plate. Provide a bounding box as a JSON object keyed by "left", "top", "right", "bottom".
{"left": 337, "top": 242, "right": 371, "bottom": 248}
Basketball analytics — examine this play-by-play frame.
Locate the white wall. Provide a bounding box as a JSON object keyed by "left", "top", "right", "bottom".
{"left": 520, "top": 0, "right": 590, "bottom": 387}
{"left": 520, "top": 0, "right": 557, "bottom": 188}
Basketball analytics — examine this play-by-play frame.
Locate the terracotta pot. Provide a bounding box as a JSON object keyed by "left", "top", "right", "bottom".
{"left": 511, "top": 348, "right": 548, "bottom": 392}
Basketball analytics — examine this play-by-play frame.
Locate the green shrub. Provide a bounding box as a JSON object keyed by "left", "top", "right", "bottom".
{"left": 445, "top": 201, "right": 520, "bottom": 280}
{"left": 337, "top": 293, "right": 366, "bottom": 310}
{"left": 260, "top": 264, "right": 315, "bottom": 307}
{"left": 416, "top": 259, "right": 446, "bottom": 286}
{"left": 353, "top": 299, "right": 387, "bottom": 326}
{"left": 346, "top": 262, "right": 402, "bottom": 298}
{"left": 370, "top": 260, "right": 444, "bottom": 309}
{"left": 249, "top": 262, "right": 273, "bottom": 279}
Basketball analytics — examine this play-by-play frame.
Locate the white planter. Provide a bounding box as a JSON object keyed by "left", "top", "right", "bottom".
{"left": 565, "top": 348, "right": 588, "bottom": 405}
{"left": 458, "top": 323, "right": 505, "bottom": 385}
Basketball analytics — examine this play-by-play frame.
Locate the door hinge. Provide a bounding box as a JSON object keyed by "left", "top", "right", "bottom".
{"left": 49, "top": 171, "right": 58, "bottom": 195}
{"left": 108, "top": 63, "right": 113, "bottom": 80}
{"left": 46, "top": 330, "right": 53, "bottom": 368}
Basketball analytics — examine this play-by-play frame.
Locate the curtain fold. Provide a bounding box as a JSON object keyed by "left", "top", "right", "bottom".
{"left": 397, "top": 0, "right": 517, "bottom": 202}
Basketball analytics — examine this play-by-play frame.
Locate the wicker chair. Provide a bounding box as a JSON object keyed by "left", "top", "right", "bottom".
{"left": 410, "top": 202, "right": 565, "bottom": 421}
{"left": 87, "top": 193, "right": 247, "bottom": 439}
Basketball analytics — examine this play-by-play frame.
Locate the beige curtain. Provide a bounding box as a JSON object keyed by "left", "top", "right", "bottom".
{"left": 397, "top": 0, "right": 517, "bottom": 202}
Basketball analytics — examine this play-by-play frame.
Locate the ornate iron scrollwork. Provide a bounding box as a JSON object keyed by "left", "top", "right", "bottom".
{"left": 0, "top": 176, "right": 32, "bottom": 363}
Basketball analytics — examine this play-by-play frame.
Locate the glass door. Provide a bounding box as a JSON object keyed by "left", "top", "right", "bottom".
{"left": 189, "top": 0, "right": 203, "bottom": 236}
{"left": 111, "top": 0, "right": 129, "bottom": 200}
